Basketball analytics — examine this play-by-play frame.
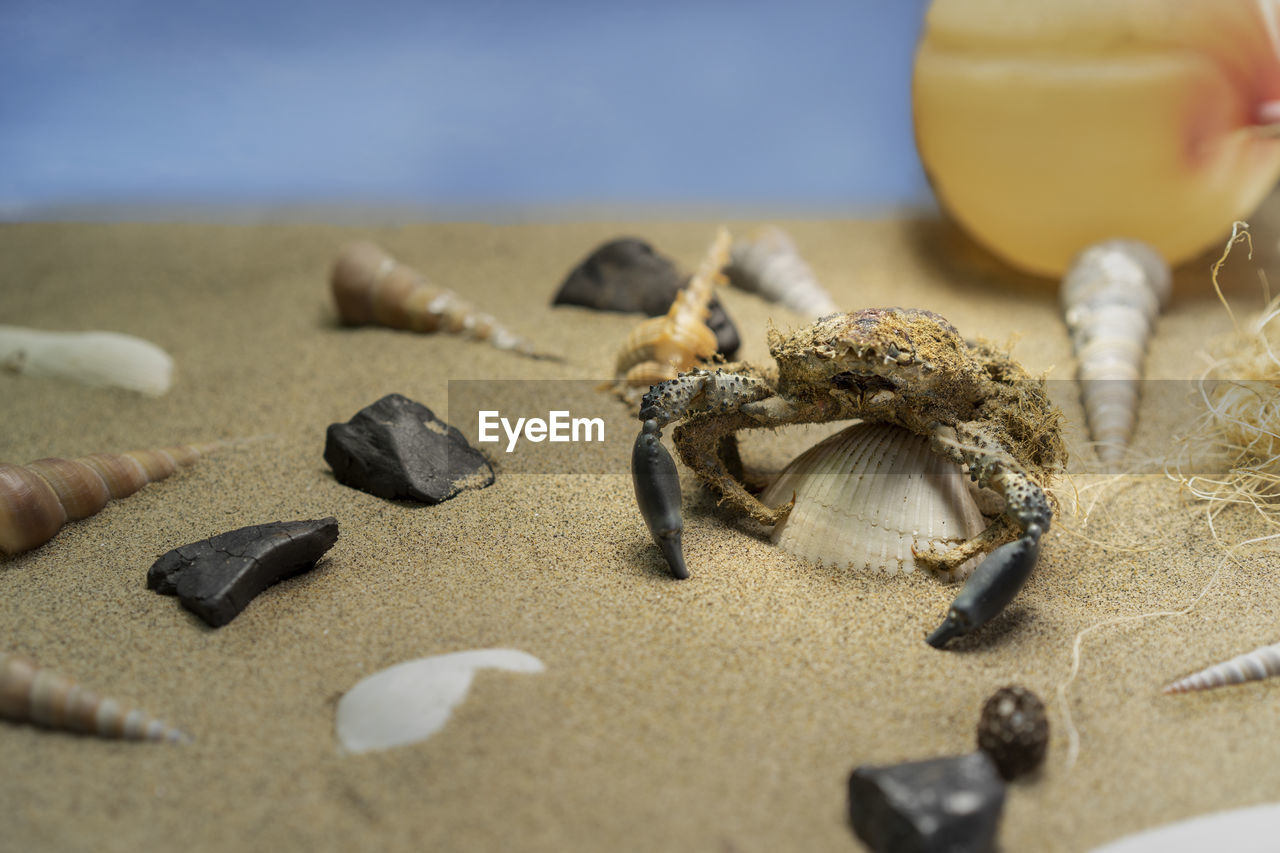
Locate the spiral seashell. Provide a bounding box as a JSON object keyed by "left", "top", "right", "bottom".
{"left": 611, "top": 228, "right": 730, "bottom": 404}
{"left": 0, "top": 326, "right": 174, "bottom": 395}
{"left": 1060, "top": 240, "right": 1171, "bottom": 464}
{"left": 726, "top": 226, "right": 840, "bottom": 318}
{"left": 0, "top": 443, "right": 210, "bottom": 556}
{"left": 1162, "top": 640, "right": 1280, "bottom": 694}
{"left": 760, "top": 422, "right": 987, "bottom": 580}
{"left": 0, "top": 651, "right": 188, "bottom": 742}
{"left": 331, "top": 241, "right": 555, "bottom": 360}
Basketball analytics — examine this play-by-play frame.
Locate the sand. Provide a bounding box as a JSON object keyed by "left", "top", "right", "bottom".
{"left": 3, "top": 205, "right": 1280, "bottom": 852}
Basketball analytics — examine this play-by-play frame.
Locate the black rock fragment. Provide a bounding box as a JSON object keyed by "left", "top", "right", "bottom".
{"left": 148, "top": 518, "right": 339, "bottom": 627}
{"left": 552, "top": 237, "right": 740, "bottom": 359}
{"left": 847, "top": 752, "right": 1005, "bottom": 853}
{"left": 324, "top": 393, "right": 494, "bottom": 504}
{"left": 976, "top": 685, "right": 1049, "bottom": 781}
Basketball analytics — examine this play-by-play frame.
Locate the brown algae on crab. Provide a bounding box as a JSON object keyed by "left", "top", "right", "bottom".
{"left": 632, "top": 306, "right": 1066, "bottom": 648}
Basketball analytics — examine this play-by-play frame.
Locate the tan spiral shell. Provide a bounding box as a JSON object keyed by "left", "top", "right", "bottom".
{"left": 760, "top": 422, "right": 987, "bottom": 580}
{"left": 727, "top": 226, "right": 840, "bottom": 318}
{"left": 1163, "top": 640, "right": 1280, "bottom": 694}
{"left": 331, "top": 241, "right": 552, "bottom": 359}
{"left": 1061, "top": 240, "right": 1171, "bottom": 464}
{"left": 0, "top": 651, "right": 188, "bottom": 742}
{"left": 611, "top": 228, "right": 729, "bottom": 403}
{"left": 0, "top": 444, "right": 209, "bottom": 556}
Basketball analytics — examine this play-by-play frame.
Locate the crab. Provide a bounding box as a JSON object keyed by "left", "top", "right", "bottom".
{"left": 631, "top": 307, "right": 1066, "bottom": 648}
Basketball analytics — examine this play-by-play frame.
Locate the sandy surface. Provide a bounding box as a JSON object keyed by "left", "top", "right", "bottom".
{"left": 3, "top": 207, "right": 1280, "bottom": 852}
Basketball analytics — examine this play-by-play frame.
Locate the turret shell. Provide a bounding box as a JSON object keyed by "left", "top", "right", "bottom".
{"left": 1163, "top": 640, "right": 1280, "bottom": 694}
{"left": 0, "top": 651, "right": 188, "bottom": 742}
{"left": 760, "top": 422, "right": 987, "bottom": 579}
{"left": 727, "top": 226, "right": 840, "bottom": 318}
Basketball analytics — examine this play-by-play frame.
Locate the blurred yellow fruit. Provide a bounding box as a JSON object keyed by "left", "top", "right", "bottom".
{"left": 913, "top": 0, "right": 1280, "bottom": 277}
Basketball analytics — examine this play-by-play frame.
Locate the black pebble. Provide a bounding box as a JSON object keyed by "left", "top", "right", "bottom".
{"left": 847, "top": 752, "right": 1006, "bottom": 853}
{"left": 324, "top": 393, "right": 494, "bottom": 504}
{"left": 975, "top": 685, "right": 1049, "bottom": 781}
{"left": 148, "top": 518, "right": 339, "bottom": 628}
{"left": 552, "top": 237, "right": 740, "bottom": 359}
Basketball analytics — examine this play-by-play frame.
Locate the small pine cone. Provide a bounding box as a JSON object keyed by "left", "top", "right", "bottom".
{"left": 976, "top": 685, "right": 1048, "bottom": 780}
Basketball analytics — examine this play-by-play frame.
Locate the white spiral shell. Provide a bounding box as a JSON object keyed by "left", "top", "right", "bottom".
{"left": 0, "top": 651, "right": 188, "bottom": 742}
{"left": 0, "top": 326, "right": 173, "bottom": 395}
{"left": 1060, "top": 240, "right": 1171, "bottom": 463}
{"left": 760, "top": 421, "right": 987, "bottom": 580}
{"left": 1163, "top": 640, "right": 1280, "bottom": 694}
{"left": 727, "top": 226, "right": 840, "bottom": 318}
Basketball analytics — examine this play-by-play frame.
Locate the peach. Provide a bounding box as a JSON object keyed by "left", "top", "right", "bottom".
{"left": 913, "top": 0, "right": 1280, "bottom": 277}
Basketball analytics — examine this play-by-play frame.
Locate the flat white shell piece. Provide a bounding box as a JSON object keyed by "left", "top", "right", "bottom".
{"left": 1090, "top": 802, "right": 1280, "bottom": 853}
{"left": 761, "top": 421, "right": 985, "bottom": 577}
{"left": 335, "top": 648, "right": 544, "bottom": 754}
{"left": 0, "top": 325, "right": 173, "bottom": 395}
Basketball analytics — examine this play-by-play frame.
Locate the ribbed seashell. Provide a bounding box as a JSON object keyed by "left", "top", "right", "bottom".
{"left": 0, "top": 325, "right": 173, "bottom": 395}
{"left": 760, "top": 422, "right": 987, "bottom": 580}
{"left": 1162, "top": 640, "right": 1280, "bottom": 694}
{"left": 611, "top": 228, "right": 730, "bottom": 403}
{"left": 0, "top": 443, "right": 210, "bottom": 556}
{"left": 0, "top": 651, "right": 188, "bottom": 742}
{"left": 331, "top": 241, "right": 555, "bottom": 360}
{"left": 726, "top": 226, "right": 840, "bottom": 318}
{"left": 1060, "top": 240, "right": 1171, "bottom": 464}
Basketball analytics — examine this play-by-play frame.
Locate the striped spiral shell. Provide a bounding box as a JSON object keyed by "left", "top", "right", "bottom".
{"left": 1061, "top": 240, "right": 1171, "bottom": 464}
{"left": 331, "top": 241, "right": 553, "bottom": 360}
{"left": 727, "top": 226, "right": 839, "bottom": 318}
{"left": 760, "top": 422, "right": 987, "bottom": 580}
{"left": 612, "top": 228, "right": 729, "bottom": 403}
{"left": 0, "top": 651, "right": 188, "bottom": 742}
{"left": 0, "top": 444, "right": 209, "bottom": 556}
{"left": 1163, "top": 640, "right": 1280, "bottom": 694}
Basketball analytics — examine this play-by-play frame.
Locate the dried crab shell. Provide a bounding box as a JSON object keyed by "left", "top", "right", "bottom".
{"left": 1163, "top": 640, "right": 1280, "bottom": 694}
{"left": 0, "top": 444, "right": 210, "bottom": 556}
{"left": 331, "top": 241, "right": 553, "bottom": 359}
{"left": 0, "top": 651, "right": 188, "bottom": 742}
{"left": 760, "top": 421, "right": 987, "bottom": 580}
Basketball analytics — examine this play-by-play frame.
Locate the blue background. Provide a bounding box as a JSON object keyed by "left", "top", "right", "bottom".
{"left": 0, "top": 0, "right": 931, "bottom": 219}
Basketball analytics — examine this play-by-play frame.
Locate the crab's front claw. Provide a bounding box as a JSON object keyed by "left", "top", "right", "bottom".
{"left": 926, "top": 524, "right": 1043, "bottom": 649}
{"left": 632, "top": 419, "right": 688, "bottom": 579}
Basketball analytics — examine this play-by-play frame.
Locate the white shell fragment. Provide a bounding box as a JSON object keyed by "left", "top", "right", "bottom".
{"left": 335, "top": 648, "right": 544, "bottom": 754}
{"left": 0, "top": 325, "right": 174, "bottom": 395}
{"left": 1060, "top": 240, "right": 1171, "bottom": 463}
{"left": 760, "top": 422, "right": 987, "bottom": 579}
{"left": 727, "top": 226, "right": 840, "bottom": 318}
{"left": 1090, "top": 802, "right": 1280, "bottom": 853}
{"left": 1162, "top": 640, "right": 1280, "bottom": 694}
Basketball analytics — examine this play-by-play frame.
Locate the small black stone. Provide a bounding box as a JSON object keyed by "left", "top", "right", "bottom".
{"left": 147, "top": 518, "right": 339, "bottom": 627}
{"left": 976, "top": 685, "right": 1049, "bottom": 781}
{"left": 552, "top": 237, "right": 740, "bottom": 359}
{"left": 847, "top": 752, "right": 1006, "bottom": 853}
{"left": 324, "top": 393, "right": 494, "bottom": 504}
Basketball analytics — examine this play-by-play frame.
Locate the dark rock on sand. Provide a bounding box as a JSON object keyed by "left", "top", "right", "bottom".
{"left": 148, "top": 518, "right": 339, "bottom": 627}
{"left": 847, "top": 752, "right": 1005, "bottom": 853}
{"left": 324, "top": 393, "right": 494, "bottom": 504}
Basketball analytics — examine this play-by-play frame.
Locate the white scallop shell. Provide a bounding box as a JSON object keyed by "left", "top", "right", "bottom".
{"left": 760, "top": 422, "right": 987, "bottom": 579}
{"left": 1162, "top": 640, "right": 1280, "bottom": 694}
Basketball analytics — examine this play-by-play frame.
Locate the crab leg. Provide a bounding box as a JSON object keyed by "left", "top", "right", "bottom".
{"left": 632, "top": 369, "right": 775, "bottom": 578}
{"left": 925, "top": 424, "right": 1053, "bottom": 648}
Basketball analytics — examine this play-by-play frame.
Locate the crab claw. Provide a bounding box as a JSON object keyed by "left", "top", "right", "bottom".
{"left": 926, "top": 524, "right": 1043, "bottom": 649}
{"left": 632, "top": 419, "right": 688, "bottom": 579}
